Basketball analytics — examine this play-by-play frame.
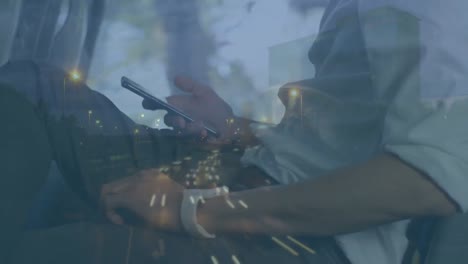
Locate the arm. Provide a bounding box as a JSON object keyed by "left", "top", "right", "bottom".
{"left": 198, "top": 153, "right": 457, "bottom": 236}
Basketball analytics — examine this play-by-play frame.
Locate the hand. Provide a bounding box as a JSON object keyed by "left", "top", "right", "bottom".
{"left": 143, "top": 76, "right": 236, "bottom": 142}
{"left": 101, "top": 169, "right": 184, "bottom": 232}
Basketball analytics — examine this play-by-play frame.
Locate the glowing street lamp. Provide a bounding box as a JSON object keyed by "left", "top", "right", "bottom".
{"left": 289, "top": 88, "right": 300, "bottom": 98}
{"left": 69, "top": 69, "right": 82, "bottom": 82}
{"left": 288, "top": 87, "right": 303, "bottom": 126}
{"left": 62, "top": 69, "right": 82, "bottom": 115}
{"left": 88, "top": 110, "right": 93, "bottom": 127}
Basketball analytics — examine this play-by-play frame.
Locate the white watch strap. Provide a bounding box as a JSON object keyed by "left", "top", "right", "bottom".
{"left": 181, "top": 187, "right": 229, "bottom": 239}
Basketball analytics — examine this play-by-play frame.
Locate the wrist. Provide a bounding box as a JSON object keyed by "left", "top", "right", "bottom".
{"left": 196, "top": 197, "right": 219, "bottom": 234}
{"left": 196, "top": 192, "right": 248, "bottom": 235}
{"left": 180, "top": 187, "right": 229, "bottom": 238}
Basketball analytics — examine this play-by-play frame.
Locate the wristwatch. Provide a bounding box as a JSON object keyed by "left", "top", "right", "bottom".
{"left": 180, "top": 187, "right": 229, "bottom": 238}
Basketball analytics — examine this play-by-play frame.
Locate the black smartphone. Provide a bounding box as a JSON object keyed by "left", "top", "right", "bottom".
{"left": 121, "top": 76, "right": 219, "bottom": 137}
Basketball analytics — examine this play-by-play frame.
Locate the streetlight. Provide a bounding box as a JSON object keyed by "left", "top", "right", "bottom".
{"left": 289, "top": 88, "right": 300, "bottom": 98}
{"left": 62, "top": 69, "right": 82, "bottom": 115}
{"left": 88, "top": 110, "right": 93, "bottom": 127}
{"left": 69, "top": 69, "right": 82, "bottom": 82}
{"left": 288, "top": 87, "right": 303, "bottom": 126}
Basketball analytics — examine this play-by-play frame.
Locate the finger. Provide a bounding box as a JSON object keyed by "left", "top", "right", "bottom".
{"left": 206, "top": 137, "right": 226, "bottom": 146}
{"left": 205, "top": 134, "right": 232, "bottom": 146}
{"left": 174, "top": 76, "right": 211, "bottom": 97}
{"left": 166, "top": 95, "right": 196, "bottom": 112}
{"left": 185, "top": 120, "right": 207, "bottom": 137}
{"left": 142, "top": 98, "right": 163, "bottom": 110}
{"left": 164, "top": 114, "right": 186, "bottom": 129}
{"left": 201, "top": 129, "right": 208, "bottom": 139}
{"left": 102, "top": 194, "right": 127, "bottom": 225}
{"left": 140, "top": 168, "right": 164, "bottom": 182}
{"left": 101, "top": 176, "right": 135, "bottom": 196}
{"left": 107, "top": 210, "right": 125, "bottom": 225}
{"left": 156, "top": 173, "right": 171, "bottom": 182}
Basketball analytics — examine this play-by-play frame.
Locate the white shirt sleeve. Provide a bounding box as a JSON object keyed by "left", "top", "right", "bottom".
{"left": 358, "top": 1, "right": 468, "bottom": 211}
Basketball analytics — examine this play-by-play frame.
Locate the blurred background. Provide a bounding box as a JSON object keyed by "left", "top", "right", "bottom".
{"left": 0, "top": 0, "right": 327, "bottom": 126}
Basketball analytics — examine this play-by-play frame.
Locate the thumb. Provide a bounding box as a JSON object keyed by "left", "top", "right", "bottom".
{"left": 103, "top": 193, "right": 127, "bottom": 225}
{"left": 142, "top": 98, "right": 163, "bottom": 110}
{"left": 166, "top": 95, "right": 195, "bottom": 112}
{"left": 174, "top": 76, "right": 211, "bottom": 97}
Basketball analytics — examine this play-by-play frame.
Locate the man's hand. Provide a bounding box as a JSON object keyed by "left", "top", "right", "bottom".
{"left": 143, "top": 76, "right": 236, "bottom": 142}
{"left": 101, "top": 169, "right": 184, "bottom": 232}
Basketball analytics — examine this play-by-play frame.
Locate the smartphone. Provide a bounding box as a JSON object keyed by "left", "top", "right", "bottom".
{"left": 121, "top": 76, "right": 219, "bottom": 137}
